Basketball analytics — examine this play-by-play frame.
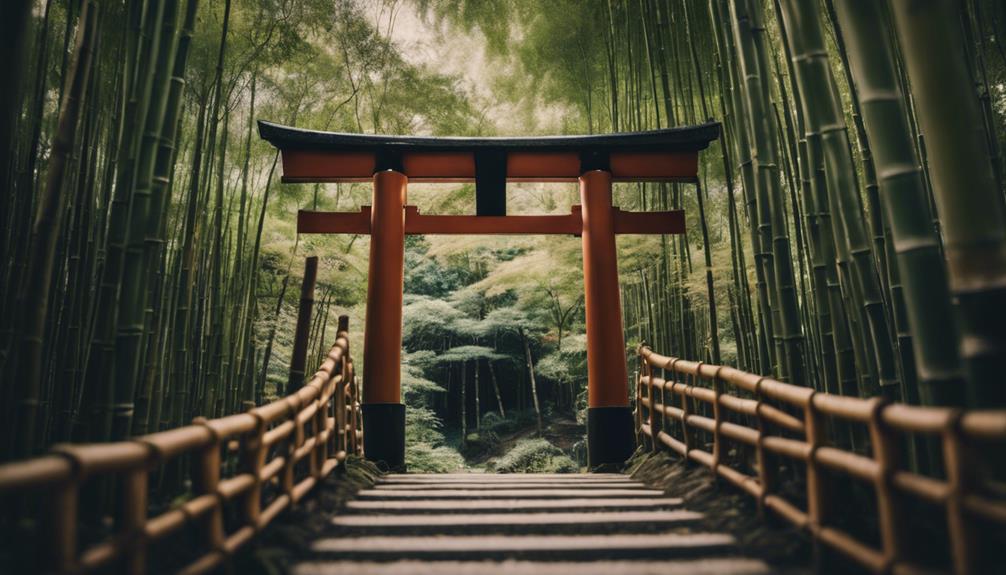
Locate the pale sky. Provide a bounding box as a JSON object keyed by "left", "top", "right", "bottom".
{"left": 362, "top": 0, "right": 569, "bottom": 135}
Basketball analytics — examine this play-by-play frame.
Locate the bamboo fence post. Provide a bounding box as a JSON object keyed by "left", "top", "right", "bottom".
{"left": 240, "top": 412, "right": 266, "bottom": 533}
{"left": 349, "top": 359, "right": 360, "bottom": 456}
{"left": 635, "top": 352, "right": 644, "bottom": 447}
{"left": 753, "top": 377, "right": 774, "bottom": 519}
{"left": 44, "top": 478, "right": 78, "bottom": 572}
{"left": 282, "top": 397, "right": 300, "bottom": 503}
{"left": 803, "top": 392, "right": 833, "bottom": 566}
{"left": 942, "top": 412, "right": 975, "bottom": 575}
{"left": 311, "top": 392, "right": 324, "bottom": 482}
{"left": 682, "top": 364, "right": 701, "bottom": 460}
{"left": 119, "top": 465, "right": 149, "bottom": 575}
{"left": 337, "top": 316, "right": 350, "bottom": 456}
{"left": 665, "top": 359, "right": 678, "bottom": 450}
{"left": 191, "top": 417, "right": 225, "bottom": 562}
{"left": 711, "top": 367, "right": 724, "bottom": 476}
{"left": 336, "top": 361, "right": 347, "bottom": 455}
{"left": 330, "top": 364, "right": 339, "bottom": 459}
{"left": 646, "top": 359, "right": 659, "bottom": 453}
{"left": 868, "top": 399, "right": 907, "bottom": 570}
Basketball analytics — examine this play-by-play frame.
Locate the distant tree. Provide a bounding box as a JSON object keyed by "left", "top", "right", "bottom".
{"left": 433, "top": 345, "right": 505, "bottom": 441}
{"left": 483, "top": 308, "right": 548, "bottom": 433}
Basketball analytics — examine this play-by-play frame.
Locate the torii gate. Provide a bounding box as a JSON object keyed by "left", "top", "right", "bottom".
{"left": 259, "top": 121, "right": 719, "bottom": 471}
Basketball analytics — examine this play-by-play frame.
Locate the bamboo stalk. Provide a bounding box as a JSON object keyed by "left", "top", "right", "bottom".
{"left": 9, "top": 0, "right": 97, "bottom": 458}
{"left": 730, "top": 0, "right": 805, "bottom": 384}
{"left": 831, "top": 0, "right": 965, "bottom": 408}
{"left": 890, "top": 0, "right": 1006, "bottom": 407}
{"left": 778, "top": 0, "right": 900, "bottom": 399}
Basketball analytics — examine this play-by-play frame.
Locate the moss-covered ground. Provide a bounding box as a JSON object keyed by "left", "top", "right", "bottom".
{"left": 628, "top": 450, "right": 817, "bottom": 574}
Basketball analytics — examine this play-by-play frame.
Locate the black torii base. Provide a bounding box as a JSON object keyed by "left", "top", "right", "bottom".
{"left": 586, "top": 406, "right": 636, "bottom": 472}
{"left": 362, "top": 403, "right": 406, "bottom": 472}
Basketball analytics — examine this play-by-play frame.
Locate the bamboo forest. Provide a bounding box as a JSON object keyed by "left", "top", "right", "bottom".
{"left": 0, "top": 0, "right": 1005, "bottom": 574}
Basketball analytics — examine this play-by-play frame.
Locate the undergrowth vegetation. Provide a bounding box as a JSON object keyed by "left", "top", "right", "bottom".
{"left": 403, "top": 362, "right": 466, "bottom": 472}
{"left": 490, "top": 438, "right": 579, "bottom": 474}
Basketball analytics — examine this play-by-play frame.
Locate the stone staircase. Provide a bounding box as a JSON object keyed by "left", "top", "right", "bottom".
{"left": 292, "top": 473, "right": 771, "bottom": 574}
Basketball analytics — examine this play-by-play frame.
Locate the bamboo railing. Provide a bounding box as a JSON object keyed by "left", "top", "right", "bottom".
{"left": 0, "top": 317, "right": 362, "bottom": 574}
{"left": 635, "top": 345, "right": 1006, "bottom": 575}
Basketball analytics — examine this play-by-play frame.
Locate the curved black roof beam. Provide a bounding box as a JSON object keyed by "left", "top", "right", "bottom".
{"left": 259, "top": 120, "right": 721, "bottom": 215}
{"left": 258, "top": 120, "right": 720, "bottom": 153}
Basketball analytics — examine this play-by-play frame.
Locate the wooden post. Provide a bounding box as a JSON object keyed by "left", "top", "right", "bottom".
{"left": 287, "top": 256, "right": 318, "bottom": 396}
{"left": 804, "top": 394, "right": 833, "bottom": 570}
{"left": 681, "top": 370, "right": 694, "bottom": 460}
{"left": 580, "top": 170, "right": 635, "bottom": 469}
{"left": 753, "top": 377, "right": 774, "bottom": 519}
{"left": 869, "top": 400, "right": 908, "bottom": 570}
{"left": 192, "top": 419, "right": 225, "bottom": 565}
{"left": 943, "top": 414, "right": 976, "bottom": 575}
{"left": 44, "top": 480, "right": 77, "bottom": 573}
{"left": 337, "top": 316, "right": 350, "bottom": 456}
{"left": 639, "top": 357, "right": 653, "bottom": 450}
{"left": 361, "top": 170, "right": 407, "bottom": 471}
{"left": 711, "top": 368, "right": 723, "bottom": 477}
{"left": 241, "top": 413, "right": 266, "bottom": 535}
{"left": 119, "top": 468, "right": 148, "bottom": 575}
{"left": 349, "top": 359, "right": 361, "bottom": 455}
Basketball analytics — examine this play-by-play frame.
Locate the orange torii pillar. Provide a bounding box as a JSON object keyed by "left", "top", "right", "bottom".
{"left": 361, "top": 170, "right": 408, "bottom": 470}
{"left": 580, "top": 170, "right": 634, "bottom": 468}
{"left": 257, "top": 119, "right": 720, "bottom": 471}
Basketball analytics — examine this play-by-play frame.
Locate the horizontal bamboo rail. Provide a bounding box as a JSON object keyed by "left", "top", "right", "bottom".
{"left": 0, "top": 319, "right": 362, "bottom": 575}
{"left": 635, "top": 346, "right": 1006, "bottom": 575}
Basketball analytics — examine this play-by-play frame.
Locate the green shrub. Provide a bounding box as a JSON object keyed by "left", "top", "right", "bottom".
{"left": 406, "top": 406, "right": 447, "bottom": 445}
{"left": 480, "top": 411, "right": 504, "bottom": 429}
{"left": 571, "top": 438, "right": 588, "bottom": 466}
{"left": 460, "top": 430, "right": 499, "bottom": 458}
{"left": 490, "top": 438, "right": 578, "bottom": 473}
{"left": 482, "top": 409, "right": 537, "bottom": 436}
{"left": 406, "top": 443, "right": 466, "bottom": 473}
{"left": 404, "top": 405, "right": 466, "bottom": 473}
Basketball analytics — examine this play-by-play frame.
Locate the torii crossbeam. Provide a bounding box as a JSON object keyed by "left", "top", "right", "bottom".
{"left": 259, "top": 121, "right": 720, "bottom": 471}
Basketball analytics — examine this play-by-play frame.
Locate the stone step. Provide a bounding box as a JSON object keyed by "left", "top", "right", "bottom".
{"left": 372, "top": 481, "right": 648, "bottom": 490}
{"left": 383, "top": 473, "right": 628, "bottom": 480}
{"left": 310, "top": 533, "right": 738, "bottom": 561}
{"left": 328, "top": 510, "right": 702, "bottom": 535}
{"left": 356, "top": 488, "right": 666, "bottom": 499}
{"left": 345, "top": 497, "right": 684, "bottom": 514}
{"left": 294, "top": 558, "right": 771, "bottom": 575}
{"left": 379, "top": 475, "right": 631, "bottom": 484}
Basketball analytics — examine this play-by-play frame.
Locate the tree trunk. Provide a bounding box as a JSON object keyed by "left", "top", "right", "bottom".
{"left": 474, "top": 358, "right": 481, "bottom": 430}
{"left": 488, "top": 360, "right": 505, "bottom": 418}
{"left": 287, "top": 257, "right": 318, "bottom": 396}
{"left": 520, "top": 328, "right": 543, "bottom": 434}
{"left": 460, "top": 361, "right": 467, "bottom": 443}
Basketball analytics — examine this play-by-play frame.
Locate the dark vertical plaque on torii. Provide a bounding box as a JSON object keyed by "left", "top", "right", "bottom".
{"left": 475, "top": 149, "right": 507, "bottom": 216}
{"left": 260, "top": 120, "right": 720, "bottom": 471}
